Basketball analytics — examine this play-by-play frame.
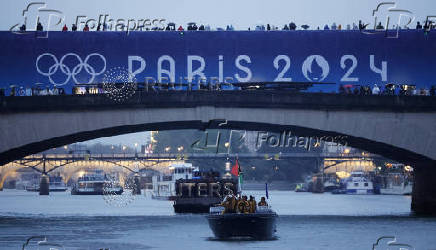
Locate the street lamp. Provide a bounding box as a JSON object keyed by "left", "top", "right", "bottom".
{"left": 177, "top": 146, "right": 184, "bottom": 152}
{"left": 122, "top": 145, "right": 127, "bottom": 156}
{"left": 225, "top": 161, "right": 231, "bottom": 179}
{"left": 165, "top": 146, "right": 171, "bottom": 153}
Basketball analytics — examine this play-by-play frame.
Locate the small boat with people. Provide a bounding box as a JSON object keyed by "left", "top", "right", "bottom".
{"left": 206, "top": 159, "right": 277, "bottom": 240}
{"left": 207, "top": 194, "right": 277, "bottom": 240}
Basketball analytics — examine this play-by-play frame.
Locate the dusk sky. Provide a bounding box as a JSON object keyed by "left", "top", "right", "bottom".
{"left": 2, "top": 0, "right": 435, "bottom": 31}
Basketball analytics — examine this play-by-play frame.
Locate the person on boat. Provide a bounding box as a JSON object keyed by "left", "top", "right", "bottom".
{"left": 37, "top": 22, "right": 43, "bottom": 31}
{"left": 220, "top": 196, "right": 232, "bottom": 213}
{"left": 62, "top": 24, "right": 68, "bottom": 31}
{"left": 258, "top": 197, "right": 268, "bottom": 206}
{"left": 249, "top": 196, "right": 257, "bottom": 213}
{"left": 229, "top": 195, "right": 237, "bottom": 213}
{"left": 237, "top": 195, "right": 250, "bottom": 214}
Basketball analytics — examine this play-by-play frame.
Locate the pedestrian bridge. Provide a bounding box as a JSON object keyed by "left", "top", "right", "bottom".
{"left": 1, "top": 91, "right": 436, "bottom": 214}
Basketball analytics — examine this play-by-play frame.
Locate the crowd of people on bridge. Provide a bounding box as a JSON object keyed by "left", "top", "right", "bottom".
{"left": 339, "top": 84, "right": 436, "bottom": 96}
{"left": 1, "top": 83, "right": 436, "bottom": 97}
{"left": 19, "top": 19, "right": 436, "bottom": 32}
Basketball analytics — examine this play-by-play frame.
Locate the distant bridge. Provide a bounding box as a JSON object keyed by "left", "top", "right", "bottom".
{"left": 6, "top": 152, "right": 378, "bottom": 174}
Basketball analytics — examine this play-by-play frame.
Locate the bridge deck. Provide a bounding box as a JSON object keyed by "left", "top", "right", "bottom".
{"left": 1, "top": 91, "right": 436, "bottom": 113}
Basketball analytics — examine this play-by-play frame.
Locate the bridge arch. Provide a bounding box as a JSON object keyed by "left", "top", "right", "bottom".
{"left": 1, "top": 94, "right": 435, "bottom": 166}
{"left": 1, "top": 92, "right": 436, "bottom": 214}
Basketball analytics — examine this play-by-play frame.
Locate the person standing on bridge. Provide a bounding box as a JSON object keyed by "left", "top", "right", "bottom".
{"left": 372, "top": 84, "right": 380, "bottom": 95}
{"left": 83, "top": 24, "right": 89, "bottom": 32}
{"left": 331, "top": 23, "right": 337, "bottom": 30}
{"left": 430, "top": 86, "right": 435, "bottom": 96}
{"left": 62, "top": 24, "right": 68, "bottom": 31}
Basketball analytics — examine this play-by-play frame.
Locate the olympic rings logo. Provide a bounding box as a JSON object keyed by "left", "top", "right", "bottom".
{"left": 36, "top": 53, "right": 106, "bottom": 86}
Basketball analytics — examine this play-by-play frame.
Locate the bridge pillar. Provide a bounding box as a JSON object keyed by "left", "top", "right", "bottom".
{"left": 133, "top": 174, "right": 141, "bottom": 195}
{"left": 412, "top": 164, "right": 436, "bottom": 215}
{"left": 39, "top": 174, "right": 49, "bottom": 195}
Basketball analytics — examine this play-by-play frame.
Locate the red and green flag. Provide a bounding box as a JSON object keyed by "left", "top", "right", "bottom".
{"left": 231, "top": 159, "right": 243, "bottom": 192}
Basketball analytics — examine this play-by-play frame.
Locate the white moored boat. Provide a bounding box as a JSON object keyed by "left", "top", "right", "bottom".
{"left": 345, "top": 171, "right": 374, "bottom": 194}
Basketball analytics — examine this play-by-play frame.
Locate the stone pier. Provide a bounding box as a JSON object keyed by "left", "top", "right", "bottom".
{"left": 39, "top": 174, "right": 49, "bottom": 195}
{"left": 133, "top": 174, "right": 141, "bottom": 195}
{"left": 412, "top": 164, "right": 436, "bottom": 215}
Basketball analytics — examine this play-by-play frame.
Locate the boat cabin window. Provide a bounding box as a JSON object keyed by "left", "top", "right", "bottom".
{"left": 176, "top": 168, "right": 186, "bottom": 174}
{"left": 364, "top": 183, "right": 368, "bottom": 186}
{"left": 354, "top": 183, "right": 359, "bottom": 187}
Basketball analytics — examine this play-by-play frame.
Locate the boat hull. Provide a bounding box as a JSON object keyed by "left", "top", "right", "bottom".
{"left": 346, "top": 188, "right": 373, "bottom": 194}
{"left": 71, "top": 188, "right": 123, "bottom": 195}
{"left": 206, "top": 213, "right": 277, "bottom": 240}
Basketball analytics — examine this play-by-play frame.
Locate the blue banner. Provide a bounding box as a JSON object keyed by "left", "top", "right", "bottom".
{"left": 0, "top": 30, "right": 434, "bottom": 94}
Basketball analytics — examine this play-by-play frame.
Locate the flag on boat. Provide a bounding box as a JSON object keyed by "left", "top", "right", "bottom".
{"left": 265, "top": 183, "right": 269, "bottom": 199}
{"left": 231, "top": 159, "right": 243, "bottom": 193}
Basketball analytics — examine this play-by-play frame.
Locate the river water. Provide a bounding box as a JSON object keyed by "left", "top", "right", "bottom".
{"left": 0, "top": 189, "right": 435, "bottom": 249}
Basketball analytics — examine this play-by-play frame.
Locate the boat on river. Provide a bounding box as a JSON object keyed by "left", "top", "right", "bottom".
{"left": 206, "top": 196, "right": 277, "bottom": 240}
